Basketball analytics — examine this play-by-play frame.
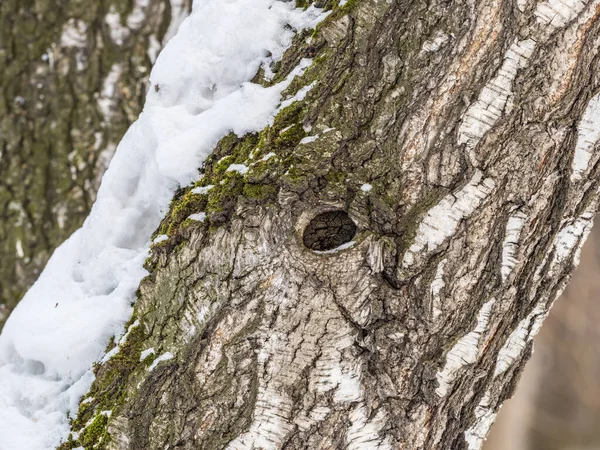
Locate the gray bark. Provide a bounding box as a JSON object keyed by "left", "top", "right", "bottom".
{"left": 0, "top": 0, "right": 191, "bottom": 327}
{"left": 59, "top": 0, "right": 600, "bottom": 449}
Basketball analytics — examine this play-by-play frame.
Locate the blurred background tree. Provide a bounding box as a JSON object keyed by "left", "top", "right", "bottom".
{"left": 0, "top": 0, "right": 190, "bottom": 327}
{"left": 486, "top": 224, "right": 600, "bottom": 450}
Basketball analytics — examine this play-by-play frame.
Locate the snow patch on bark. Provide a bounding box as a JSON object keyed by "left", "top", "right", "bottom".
{"left": 0, "top": 2, "right": 328, "bottom": 449}
{"left": 402, "top": 170, "right": 495, "bottom": 269}
{"left": 458, "top": 39, "right": 536, "bottom": 148}
{"left": 436, "top": 299, "right": 495, "bottom": 397}
{"left": 147, "top": 352, "right": 174, "bottom": 371}
{"left": 571, "top": 93, "right": 600, "bottom": 182}
{"left": 501, "top": 211, "right": 526, "bottom": 282}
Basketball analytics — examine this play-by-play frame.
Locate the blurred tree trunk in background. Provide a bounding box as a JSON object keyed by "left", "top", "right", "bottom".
{"left": 485, "top": 223, "right": 600, "bottom": 450}
{"left": 0, "top": 0, "right": 191, "bottom": 328}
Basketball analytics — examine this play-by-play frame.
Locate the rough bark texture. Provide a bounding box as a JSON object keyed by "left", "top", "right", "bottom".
{"left": 0, "top": 0, "right": 191, "bottom": 327}
{"left": 60, "top": 0, "right": 600, "bottom": 449}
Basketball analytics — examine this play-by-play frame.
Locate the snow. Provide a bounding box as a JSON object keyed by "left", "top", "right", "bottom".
{"left": 191, "top": 184, "right": 214, "bottom": 195}
{"left": 0, "top": 2, "right": 328, "bottom": 449}
{"left": 226, "top": 164, "right": 250, "bottom": 175}
{"left": 313, "top": 241, "right": 356, "bottom": 254}
{"left": 165, "top": 0, "right": 192, "bottom": 42}
{"left": 360, "top": 183, "right": 373, "bottom": 192}
{"left": 188, "top": 212, "right": 207, "bottom": 222}
{"left": 153, "top": 234, "right": 169, "bottom": 244}
{"left": 299, "top": 135, "right": 318, "bottom": 144}
{"left": 147, "top": 352, "right": 174, "bottom": 372}
{"left": 261, "top": 152, "right": 276, "bottom": 161}
{"left": 140, "top": 348, "right": 155, "bottom": 361}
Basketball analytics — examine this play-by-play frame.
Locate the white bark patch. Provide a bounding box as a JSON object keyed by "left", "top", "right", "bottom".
{"left": 458, "top": 39, "right": 536, "bottom": 148}
{"left": 60, "top": 19, "right": 88, "bottom": 48}
{"left": 126, "top": 0, "right": 152, "bottom": 30}
{"left": 105, "top": 8, "right": 130, "bottom": 46}
{"left": 421, "top": 31, "right": 450, "bottom": 53}
{"left": 98, "top": 64, "right": 122, "bottom": 120}
{"left": 310, "top": 325, "right": 363, "bottom": 402}
{"left": 549, "top": 208, "right": 595, "bottom": 275}
{"left": 494, "top": 303, "right": 546, "bottom": 377}
{"left": 226, "top": 331, "right": 296, "bottom": 450}
{"left": 346, "top": 404, "right": 392, "bottom": 450}
{"left": 535, "top": 0, "right": 590, "bottom": 28}
{"left": 501, "top": 211, "right": 526, "bottom": 282}
{"left": 226, "top": 385, "right": 294, "bottom": 450}
{"left": 430, "top": 259, "right": 446, "bottom": 321}
{"left": 464, "top": 391, "right": 496, "bottom": 450}
{"left": 571, "top": 93, "right": 600, "bottom": 182}
{"left": 367, "top": 239, "right": 385, "bottom": 273}
{"left": 436, "top": 299, "right": 495, "bottom": 397}
{"left": 402, "top": 171, "right": 495, "bottom": 269}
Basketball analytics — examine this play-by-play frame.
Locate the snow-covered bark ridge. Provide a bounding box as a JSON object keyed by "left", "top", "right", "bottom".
{"left": 0, "top": 2, "right": 327, "bottom": 449}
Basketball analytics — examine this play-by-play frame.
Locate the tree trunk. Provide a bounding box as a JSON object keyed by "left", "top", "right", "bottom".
{"left": 59, "top": 0, "right": 600, "bottom": 449}
{"left": 0, "top": 0, "right": 191, "bottom": 327}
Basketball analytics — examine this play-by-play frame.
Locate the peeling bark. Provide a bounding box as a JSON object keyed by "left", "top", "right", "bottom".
{"left": 61, "top": 0, "right": 600, "bottom": 449}
{"left": 0, "top": 0, "right": 191, "bottom": 326}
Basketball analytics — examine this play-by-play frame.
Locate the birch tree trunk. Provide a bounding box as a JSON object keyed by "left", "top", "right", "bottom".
{"left": 59, "top": 0, "right": 600, "bottom": 449}
{"left": 0, "top": 0, "right": 190, "bottom": 327}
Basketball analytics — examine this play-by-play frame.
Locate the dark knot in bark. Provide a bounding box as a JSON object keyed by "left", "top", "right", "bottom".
{"left": 302, "top": 210, "right": 357, "bottom": 252}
